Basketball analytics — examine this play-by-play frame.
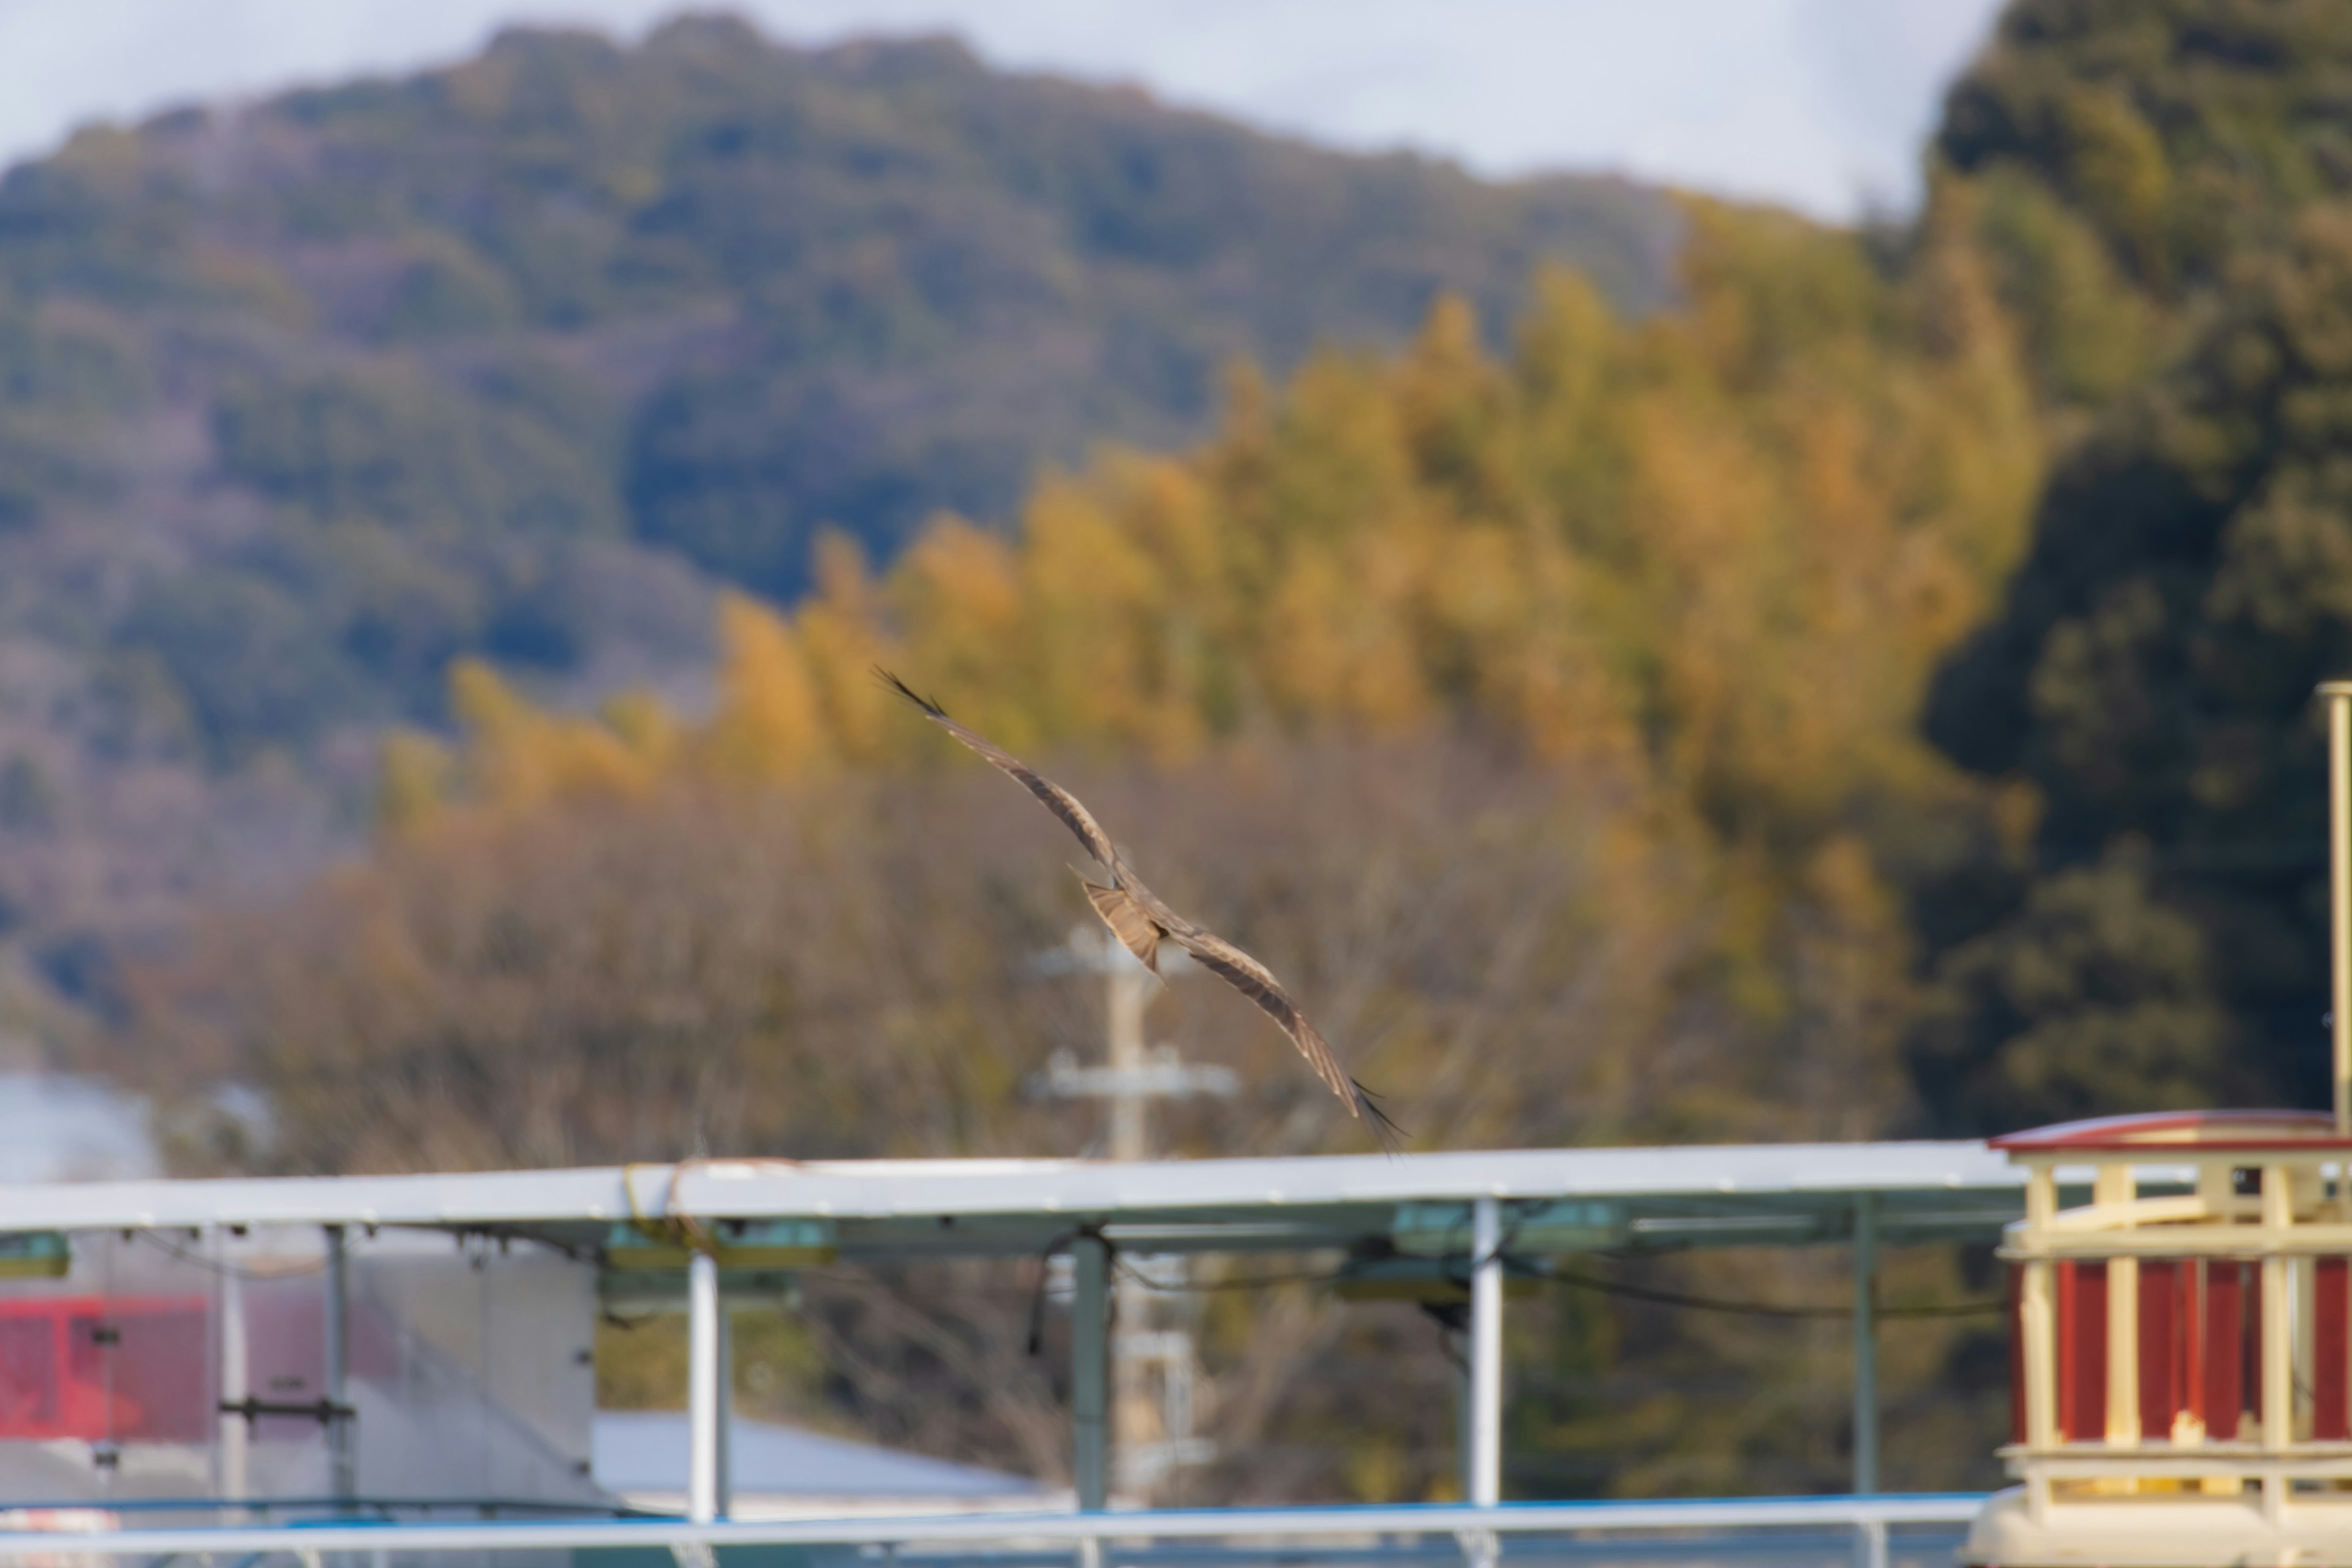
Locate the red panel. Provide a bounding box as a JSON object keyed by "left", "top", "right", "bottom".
{"left": 2060, "top": 1261, "right": 2109, "bottom": 1441}
{"left": 2057, "top": 1261, "right": 2076, "bottom": 1439}
{"left": 0, "top": 1297, "right": 208, "bottom": 1442}
{"left": 2206, "top": 1262, "right": 2244, "bottom": 1439}
{"left": 62, "top": 1310, "right": 106, "bottom": 1436}
{"left": 0, "top": 1315, "right": 56, "bottom": 1432}
{"left": 2180, "top": 1260, "right": 2206, "bottom": 1436}
{"left": 2140, "top": 1259, "right": 2177, "bottom": 1439}
{"left": 2008, "top": 1264, "right": 2026, "bottom": 1445}
{"left": 2318, "top": 1257, "right": 2350, "bottom": 1442}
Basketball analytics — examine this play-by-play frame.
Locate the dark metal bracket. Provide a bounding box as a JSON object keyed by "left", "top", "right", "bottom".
{"left": 218, "top": 1396, "right": 354, "bottom": 1429}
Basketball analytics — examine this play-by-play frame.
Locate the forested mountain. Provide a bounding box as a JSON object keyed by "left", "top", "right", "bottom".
{"left": 0, "top": 15, "right": 1675, "bottom": 990}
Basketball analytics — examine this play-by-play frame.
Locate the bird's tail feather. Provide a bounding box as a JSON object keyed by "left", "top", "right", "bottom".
{"left": 1082, "top": 877, "right": 1164, "bottom": 974}
{"left": 1352, "top": 1079, "right": 1407, "bottom": 1155}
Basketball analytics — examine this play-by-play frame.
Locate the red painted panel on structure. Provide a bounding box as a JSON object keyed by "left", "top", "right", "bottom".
{"left": 0, "top": 1297, "right": 208, "bottom": 1442}
{"left": 2317, "top": 1257, "right": 2350, "bottom": 1441}
{"left": 2060, "top": 1261, "right": 2108, "bottom": 1441}
{"left": 2056, "top": 1261, "right": 2076, "bottom": 1439}
{"left": 0, "top": 1315, "right": 56, "bottom": 1431}
{"left": 2140, "top": 1259, "right": 2177, "bottom": 1439}
{"left": 2207, "top": 1262, "right": 2243, "bottom": 1439}
{"left": 2179, "top": 1259, "right": 2206, "bottom": 1436}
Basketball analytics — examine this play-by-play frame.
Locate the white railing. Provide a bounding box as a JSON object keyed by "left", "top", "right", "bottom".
{"left": 0, "top": 1496, "right": 1986, "bottom": 1567}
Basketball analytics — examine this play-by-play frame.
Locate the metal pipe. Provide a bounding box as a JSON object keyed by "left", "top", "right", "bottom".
{"left": 218, "top": 1232, "right": 249, "bottom": 1506}
{"left": 1852, "top": 1193, "right": 1878, "bottom": 1495}
{"left": 687, "top": 1249, "right": 721, "bottom": 1523}
{"left": 1468, "top": 1197, "right": 1503, "bottom": 1508}
{"left": 323, "top": 1224, "right": 354, "bottom": 1506}
{"left": 1454, "top": 1343, "right": 1471, "bottom": 1503}
{"left": 2328, "top": 680, "right": 2352, "bottom": 1136}
{"left": 1072, "top": 1235, "right": 1111, "bottom": 1510}
{"left": 715, "top": 1303, "right": 734, "bottom": 1521}
{"left": 0, "top": 1493, "right": 1995, "bottom": 1558}
{"left": 1852, "top": 1517, "right": 1888, "bottom": 1568}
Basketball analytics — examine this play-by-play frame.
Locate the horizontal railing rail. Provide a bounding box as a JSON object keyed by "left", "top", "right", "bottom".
{"left": 0, "top": 1493, "right": 658, "bottom": 1518}
{"left": 0, "top": 1495, "right": 1988, "bottom": 1559}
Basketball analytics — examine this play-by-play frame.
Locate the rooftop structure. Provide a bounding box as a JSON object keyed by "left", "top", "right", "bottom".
{"left": 1948, "top": 671, "right": 2352, "bottom": 1565}
{"left": 1966, "top": 1110, "right": 2352, "bottom": 1567}
{"left": 0, "top": 1140, "right": 2024, "bottom": 1567}
{"left": 0, "top": 1140, "right": 2021, "bottom": 1248}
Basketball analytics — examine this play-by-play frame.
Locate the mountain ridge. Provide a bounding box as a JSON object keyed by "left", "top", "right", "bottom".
{"left": 0, "top": 13, "right": 1683, "bottom": 1002}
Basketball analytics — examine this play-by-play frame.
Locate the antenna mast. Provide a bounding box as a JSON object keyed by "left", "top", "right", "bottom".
{"left": 2322, "top": 682, "right": 2352, "bottom": 1135}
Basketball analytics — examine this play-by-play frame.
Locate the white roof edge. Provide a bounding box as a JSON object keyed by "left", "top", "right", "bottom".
{"left": 0, "top": 1141, "right": 2019, "bottom": 1234}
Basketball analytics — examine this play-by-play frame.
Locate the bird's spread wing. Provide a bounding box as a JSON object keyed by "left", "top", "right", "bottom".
{"left": 1082, "top": 880, "right": 1163, "bottom": 973}
{"left": 883, "top": 668, "right": 1402, "bottom": 1146}
{"left": 1163, "top": 924, "right": 1383, "bottom": 1127}
{"left": 878, "top": 670, "right": 1120, "bottom": 871}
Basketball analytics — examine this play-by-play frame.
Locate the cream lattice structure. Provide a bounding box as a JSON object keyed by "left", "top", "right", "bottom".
{"left": 1967, "top": 1110, "right": 2352, "bottom": 1566}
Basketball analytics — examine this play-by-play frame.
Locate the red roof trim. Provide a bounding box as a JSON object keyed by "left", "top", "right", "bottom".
{"left": 1991, "top": 1109, "right": 2348, "bottom": 1153}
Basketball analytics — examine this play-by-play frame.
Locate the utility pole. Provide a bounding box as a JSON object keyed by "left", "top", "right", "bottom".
{"left": 1107, "top": 952, "right": 1151, "bottom": 1161}
{"left": 1029, "top": 924, "right": 1232, "bottom": 1501}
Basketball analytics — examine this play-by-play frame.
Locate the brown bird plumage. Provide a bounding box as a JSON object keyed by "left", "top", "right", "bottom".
{"left": 880, "top": 670, "right": 1397, "bottom": 1142}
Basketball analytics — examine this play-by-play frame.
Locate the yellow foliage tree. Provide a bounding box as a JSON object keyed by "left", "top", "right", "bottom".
{"left": 384, "top": 195, "right": 2042, "bottom": 1035}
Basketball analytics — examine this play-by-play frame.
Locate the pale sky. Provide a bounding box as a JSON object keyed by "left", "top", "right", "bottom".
{"left": 0, "top": 0, "right": 2007, "bottom": 223}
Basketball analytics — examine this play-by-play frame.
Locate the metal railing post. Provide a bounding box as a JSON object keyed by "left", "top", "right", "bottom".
{"left": 687, "top": 1249, "right": 721, "bottom": 1524}
{"left": 1469, "top": 1197, "right": 1504, "bottom": 1508}
{"left": 1073, "top": 1234, "right": 1111, "bottom": 1511}
{"left": 715, "top": 1301, "right": 734, "bottom": 1521}
{"left": 1852, "top": 1515, "right": 1889, "bottom": 1568}
{"left": 1853, "top": 1193, "right": 1878, "bottom": 1496}
{"left": 323, "top": 1224, "right": 354, "bottom": 1507}
{"left": 219, "top": 1230, "right": 249, "bottom": 1509}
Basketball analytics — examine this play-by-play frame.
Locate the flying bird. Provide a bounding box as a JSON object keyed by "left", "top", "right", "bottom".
{"left": 880, "top": 670, "right": 1397, "bottom": 1142}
